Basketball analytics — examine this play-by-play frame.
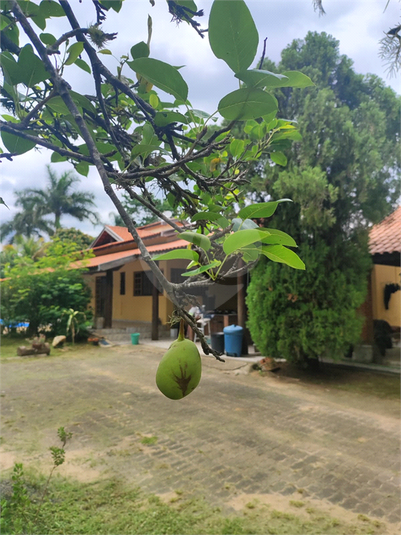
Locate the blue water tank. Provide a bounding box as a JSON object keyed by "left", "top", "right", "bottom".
{"left": 223, "top": 325, "right": 243, "bottom": 357}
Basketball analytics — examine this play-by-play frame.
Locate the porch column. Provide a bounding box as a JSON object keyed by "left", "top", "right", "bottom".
{"left": 104, "top": 270, "right": 113, "bottom": 328}
{"left": 151, "top": 269, "right": 159, "bottom": 340}
{"left": 237, "top": 264, "right": 248, "bottom": 355}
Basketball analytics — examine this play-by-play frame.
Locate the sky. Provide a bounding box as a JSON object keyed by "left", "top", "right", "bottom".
{"left": 0, "top": 0, "right": 400, "bottom": 240}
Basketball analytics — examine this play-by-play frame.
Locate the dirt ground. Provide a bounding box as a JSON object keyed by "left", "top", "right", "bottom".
{"left": 1, "top": 343, "right": 400, "bottom": 533}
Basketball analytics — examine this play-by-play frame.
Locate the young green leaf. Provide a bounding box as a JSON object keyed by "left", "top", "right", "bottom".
{"left": 209, "top": 0, "right": 258, "bottom": 73}
{"left": 127, "top": 58, "right": 188, "bottom": 101}
{"left": 238, "top": 199, "right": 291, "bottom": 220}
{"left": 232, "top": 217, "right": 259, "bottom": 232}
{"left": 235, "top": 69, "right": 289, "bottom": 89}
{"left": 152, "top": 249, "right": 199, "bottom": 262}
{"left": 223, "top": 229, "right": 269, "bottom": 255}
{"left": 75, "top": 58, "right": 91, "bottom": 74}
{"left": 261, "top": 245, "right": 305, "bottom": 270}
{"left": 218, "top": 88, "right": 277, "bottom": 121}
{"left": 65, "top": 42, "right": 84, "bottom": 66}
{"left": 179, "top": 231, "right": 211, "bottom": 251}
{"left": 181, "top": 260, "right": 221, "bottom": 277}
{"left": 130, "top": 42, "right": 150, "bottom": 60}
{"left": 280, "top": 71, "right": 314, "bottom": 88}
{"left": 260, "top": 229, "right": 297, "bottom": 247}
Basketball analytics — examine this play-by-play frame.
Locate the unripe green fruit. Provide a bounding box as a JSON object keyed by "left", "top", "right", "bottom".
{"left": 156, "top": 321, "right": 201, "bottom": 400}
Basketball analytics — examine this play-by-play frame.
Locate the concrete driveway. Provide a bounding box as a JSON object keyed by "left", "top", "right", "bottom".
{"left": 1, "top": 343, "right": 400, "bottom": 532}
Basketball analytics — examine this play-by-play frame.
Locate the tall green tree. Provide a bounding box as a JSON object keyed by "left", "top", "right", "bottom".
{"left": 247, "top": 32, "right": 400, "bottom": 366}
{"left": 19, "top": 165, "right": 100, "bottom": 231}
{"left": 1, "top": 166, "right": 100, "bottom": 242}
{"left": 0, "top": 195, "right": 53, "bottom": 243}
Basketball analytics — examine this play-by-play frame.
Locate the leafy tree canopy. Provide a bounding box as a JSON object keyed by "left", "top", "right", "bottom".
{"left": 246, "top": 32, "right": 400, "bottom": 366}
{"left": 1, "top": 238, "right": 93, "bottom": 336}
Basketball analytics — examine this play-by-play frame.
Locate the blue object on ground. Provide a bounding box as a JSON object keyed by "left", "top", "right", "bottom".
{"left": 223, "top": 325, "right": 243, "bottom": 357}
{"left": 0, "top": 320, "right": 29, "bottom": 328}
{"left": 131, "top": 333, "right": 140, "bottom": 345}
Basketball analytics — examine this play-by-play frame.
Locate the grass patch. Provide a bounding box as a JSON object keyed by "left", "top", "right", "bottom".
{"left": 140, "top": 436, "right": 158, "bottom": 446}
{"left": 271, "top": 362, "right": 400, "bottom": 400}
{"left": 0, "top": 335, "right": 93, "bottom": 361}
{"left": 0, "top": 469, "right": 388, "bottom": 535}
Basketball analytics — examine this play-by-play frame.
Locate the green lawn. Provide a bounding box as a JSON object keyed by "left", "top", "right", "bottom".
{"left": 0, "top": 468, "right": 387, "bottom": 535}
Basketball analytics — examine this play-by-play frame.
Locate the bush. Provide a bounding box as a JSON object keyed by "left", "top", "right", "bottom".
{"left": 247, "top": 239, "right": 371, "bottom": 366}
{"left": 1, "top": 240, "right": 92, "bottom": 337}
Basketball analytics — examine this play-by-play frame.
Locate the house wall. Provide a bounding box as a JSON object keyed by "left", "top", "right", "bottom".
{"left": 371, "top": 264, "right": 401, "bottom": 327}
{"left": 86, "top": 259, "right": 242, "bottom": 327}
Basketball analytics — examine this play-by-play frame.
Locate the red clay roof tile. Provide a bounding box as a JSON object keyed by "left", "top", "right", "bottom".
{"left": 369, "top": 206, "right": 401, "bottom": 255}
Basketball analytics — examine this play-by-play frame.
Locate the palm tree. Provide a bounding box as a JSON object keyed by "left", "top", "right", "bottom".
{"left": 22, "top": 165, "right": 100, "bottom": 230}
{"left": 1, "top": 196, "right": 53, "bottom": 243}
{"left": 1, "top": 166, "right": 100, "bottom": 243}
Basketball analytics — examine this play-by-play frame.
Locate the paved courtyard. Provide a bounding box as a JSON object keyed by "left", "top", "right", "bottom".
{"left": 1, "top": 343, "right": 400, "bottom": 532}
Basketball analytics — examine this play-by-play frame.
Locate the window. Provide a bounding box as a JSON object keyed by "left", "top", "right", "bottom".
{"left": 120, "top": 272, "right": 126, "bottom": 295}
{"left": 133, "top": 272, "right": 154, "bottom": 296}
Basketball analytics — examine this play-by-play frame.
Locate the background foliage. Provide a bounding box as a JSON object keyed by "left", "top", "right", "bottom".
{"left": 246, "top": 32, "right": 400, "bottom": 365}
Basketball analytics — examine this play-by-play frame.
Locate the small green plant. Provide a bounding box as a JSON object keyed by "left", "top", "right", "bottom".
{"left": 0, "top": 427, "right": 73, "bottom": 534}
{"left": 63, "top": 308, "right": 87, "bottom": 344}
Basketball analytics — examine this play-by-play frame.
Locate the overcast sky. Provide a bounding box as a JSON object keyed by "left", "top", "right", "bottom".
{"left": 1, "top": 0, "right": 400, "bottom": 240}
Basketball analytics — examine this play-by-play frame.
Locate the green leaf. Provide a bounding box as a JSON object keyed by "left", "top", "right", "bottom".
{"left": 191, "top": 211, "right": 219, "bottom": 222}
{"left": 39, "top": 32, "right": 57, "bottom": 45}
{"left": 99, "top": 0, "right": 123, "bottom": 12}
{"left": 181, "top": 260, "right": 221, "bottom": 277}
{"left": 65, "top": 42, "right": 84, "bottom": 66}
{"left": 18, "top": 44, "right": 49, "bottom": 87}
{"left": 46, "top": 96, "right": 71, "bottom": 115}
{"left": 175, "top": 0, "right": 198, "bottom": 15}
{"left": 218, "top": 88, "right": 277, "bottom": 121}
{"left": 39, "top": 0, "right": 65, "bottom": 18}
{"left": 232, "top": 217, "right": 258, "bottom": 232}
{"left": 270, "top": 151, "right": 287, "bottom": 166}
{"left": 98, "top": 49, "right": 112, "bottom": 55}
{"left": 152, "top": 249, "right": 199, "bottom": 262}
{"left": 50, "top": 151, "right": 67, "bottom": 163}
{"left": 239, "top": 245, "right": 260, "bottom": 263}
{"left": 179, "top": 231, "right": 211, "bottom": 251}
{"left": 209, "top": 0, "right": 258, "bottom": 73}
{"left": 238, "top": 200, "right": 291, "bottom": 220}
{"left": 130, "top": 42, "right": 150, "bottom": 60}
{"left": 235, "top": 69, "right": 289, "bottom": 89}
{"left": 127, "top": 58, "right": 188, "bottom": 101}
{"left": 75, "top": 161, "right": 89, "bottom": 177}
{"left": 280, "top": 71, "right": 314, "bottom": 88}
{"left": 131, "top": 144, "right": 161, "bottom": 159}
{"left": 0, "top": 51, "right": 23, "bottom": 85}
{"left": 260, "top": 229, "right": 297, "bottom": 247}
{"left": 154, "top": 111, "right": 188, "bottom": 127}
{"left": 75, "top": 58, "right": 91, "bottom": 74}
{"left": 1, "top": 131, "right": 36, "bottom": 154}
{"left": 229, "top": 139, "right": 245, "bottom": 158}
{"left": 191, "top": 212, "right": 231, "bottom": 229}
{"left": 223, "top": 229, "right": 268, "bottom": 255}
{"left": 261, "top": 245, "right": 305, "bottom": 270}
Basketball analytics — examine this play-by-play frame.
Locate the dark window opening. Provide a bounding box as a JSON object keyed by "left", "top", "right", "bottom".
{"left": 120, "top": 272, "right": 126, "bottom": 295}
{"left": 134, "top": 271, "right": 163, "bottom": 296}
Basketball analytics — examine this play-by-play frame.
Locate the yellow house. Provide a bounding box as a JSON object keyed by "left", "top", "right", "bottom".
{"left": 361, "top": 206, "right": 401, "bottom": 344}
{"left": 85, "top": 220, "right": 244, "bottom": 340}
